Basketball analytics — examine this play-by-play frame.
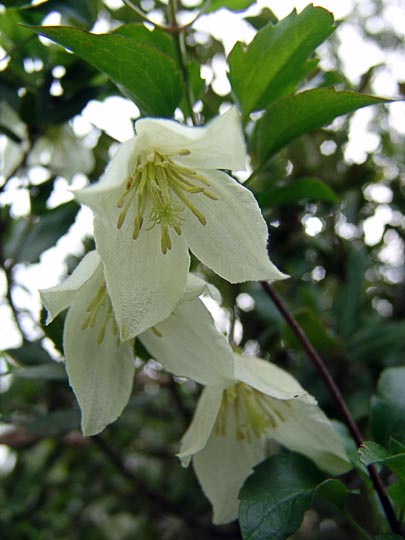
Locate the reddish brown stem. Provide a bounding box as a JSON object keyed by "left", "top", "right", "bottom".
{"left": 260, "top": 281, "right": 402, "bottom": 536}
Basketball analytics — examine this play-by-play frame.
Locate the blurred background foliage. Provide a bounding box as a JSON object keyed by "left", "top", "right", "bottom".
{"left": 0, "top": 0, "right": 404, "bottom": 538}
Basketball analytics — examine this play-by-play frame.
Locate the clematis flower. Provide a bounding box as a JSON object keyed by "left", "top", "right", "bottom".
{"left": 40, "top": 251, "right": 208, "bottom": 436}
{"left": 75, "top": 108, "right": 287, "bottom": 340}
{"left": 177, "top": 354, "right": 351, "bottom": 524}
{"left": 143, "top": 319, "right": 351, "bottom": 524}
{"left": 40, "top": 251, "right": 135, "bottom": 436}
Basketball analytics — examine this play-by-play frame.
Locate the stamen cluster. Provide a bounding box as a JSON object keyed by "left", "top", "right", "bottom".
{"left": 115, "top": 149, "right": 218, "bottom": 254}
{"left": 81, "top": 280, "right": 119, "bottom": 345}
{"left": 215, "top": 383, "right": 287, "bottom": 442}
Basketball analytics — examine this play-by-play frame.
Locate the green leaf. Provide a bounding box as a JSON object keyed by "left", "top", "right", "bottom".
{"left": 6, "top": 341, "right": 54, "bottom": 367}
{"left": 256, "top": 177, "right": 338, "bottom": 208}
{"left": 239, "top": 454, "right": 324, "bottom": 540}
{"left": 333, "top": 248, "right": 367, "bottom": 339}
{"left": 27, "top": 410, "right": 80, "bottom": 436}
{"left": 344, "top": 318, "right": 405, "bottom": 365}
{"left": 245, "top": 8, "right": 279, "bottom": 30}
{"left": 4, "top": 201, "right": 79, "bottom": 263}
{"left": 207, "top": 0, "right": 255, "bottom": 13}
{"left": 358, "top": 441, "right": 391, "bottom": 465}
{"left": 315, "top": 479, "right": 355, "bottom": 512}
{"left": 359, "top": 441, "right": 405, "bottom": 511}
{"left": 282, "top": 308, "right": 339, "bottom": 354}
{"left": 112, "top": 24, "right": 175, "bottom": 58}
{"left": 12, "top": 363, "right": 67, "bottom": 381}
{"left": 27, "top": 25, "right": 182, "bottom": 117}
{"left": 254, "top": 88, "right": 390, "bottom": 161}
{"left": 228, "top": 6, "right": 335, "bottom": 115}
{"left": 371, "top": 367, "right": 405, "bottom": 445}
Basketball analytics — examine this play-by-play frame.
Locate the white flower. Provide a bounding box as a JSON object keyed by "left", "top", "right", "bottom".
{"left": 179, "top": 355, "right": 351, "bottom": 524}
{"left": 40, "top": 251, "right": 208, "bottom": 436}
{"left": 75, "top": 108, "right": 287, "bottom": 340}
{"left": 139, "top": 306, "right": 351, "bottom": 524}
{"left": 40, "top": 251, "right": 135, "bottom": 436}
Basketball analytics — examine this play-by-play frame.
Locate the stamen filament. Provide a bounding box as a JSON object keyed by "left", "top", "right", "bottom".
{"left": 115, "top": 149, "right": 221, "bottom": 253}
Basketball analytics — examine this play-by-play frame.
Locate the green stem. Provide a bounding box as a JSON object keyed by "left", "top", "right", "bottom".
{"left": 168, "top": 0, "right": 198, "bottom": 126}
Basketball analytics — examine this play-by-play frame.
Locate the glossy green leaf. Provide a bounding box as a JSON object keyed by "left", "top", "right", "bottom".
{"left": 228, "top": 6, "right": 335, "bottom": 115}
{"left": 6, "top": 341, "right": 54, "bottom": 367}
{"left": 208, "top": 0, "right": 255, "bottom": 13}
{"left": 28, "top": 25, "right": 182, "bottom": 117}
{"left": 4, "top": 201, "right": 79, "bottom": 263}
{"left": 256, "top": 177, "right": 338, "bottom": 208}
{"left": 359, "top": 441, "right": 405, "bottom": 510}
{"left": 12, "top": 363, "right": 67, "bottom": 381}
{"left": 245, "top": 8, "right": 278, "bottom": 30}
{"left": 112, "top": 24, "right": 175, "bottom": 58}
{"left": 371, "top": 367, "right": 405, "bottom": 445}
{"left": 254, "top": 89, "right": 390, "bottom": 161}
{"left": 239, "top": 454, "right": 324, "bottom": 540}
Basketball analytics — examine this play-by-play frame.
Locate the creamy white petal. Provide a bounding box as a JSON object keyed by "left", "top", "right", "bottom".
{"left": 74, "top": 137, "right": 139, "bottom": 206}
{"left": 181, "top": 273, "right": 207, "bottom": 303}
{"left": 193, "top": 416, "right": 266, "bottom": 524}
{"left": 94, "top": 215, "right": 190, "bottom": 340}
{"left": 40, "top": 251, "right": 101, "bottom": 323}
{"left": 64, "top": 272, "right": 135, "bottom": 436}
{"left": 140, "top": 298, "right": 234, "bottom": 386}
{"left": 177, "top": 387, "right": 223, "bottom": 466}
{"left": 268, "top": 396, "right": 351, "bottom": 475}
{"left": 135, "top": 108, "right": 246, "bottom": 170}
{"left": 235, "top": 354, "right": 306, "bottom": 400}
{"left": 183, "top": 170, "right": 288, "bottom": 283}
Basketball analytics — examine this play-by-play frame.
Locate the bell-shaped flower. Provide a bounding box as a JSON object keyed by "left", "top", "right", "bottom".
{"left": 40, "top": 251, "right": 135, "bottom": 436}
{"left": 75, "top": 108, "right": 287, "bottom": 340}
{"left": 40, "top": 251, "right": 208, "bottom": 437}
{"left": 177, "top": 354, "right": 351, "bottom": 524}
{"left": 143, "top": 317, "right": 351, "bottom": 525}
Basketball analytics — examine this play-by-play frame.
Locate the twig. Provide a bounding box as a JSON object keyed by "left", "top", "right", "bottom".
{"left": 123, "top": 0, "right": 211, "bottom": 34}
{"left": 168, "top": 0, "right": 198, "bottom": 125}
{"left": 260, "top": 281, "right": 402, "bottom": 536}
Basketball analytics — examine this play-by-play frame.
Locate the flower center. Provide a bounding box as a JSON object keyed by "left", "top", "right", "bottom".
{"left": 115, "top": 149, "right": 218, "bottom": 254}
{"left": 81, "top": 280, "right": 120, "bottom": 345}
{"left": 214, "top": 383, "right": 288, "bottom": 442}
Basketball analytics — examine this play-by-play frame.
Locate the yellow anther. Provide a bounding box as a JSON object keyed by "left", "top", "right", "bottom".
{"left": 116, "top": 211, "right": 126, "bottom": 229}
{"left": 115, "top": 149, "right": 219, "bottom": 254}
{"left": 81, "top": 278, "right": 120, "bottom": 347}
{"left": 214, "top": 383, "right": 286, "bottom": 442}
{"left": 151, "top": 326, "right": 162, "bottom": 337}
{"left": 203, "top": 190, "right": 219, "bottom": 200}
